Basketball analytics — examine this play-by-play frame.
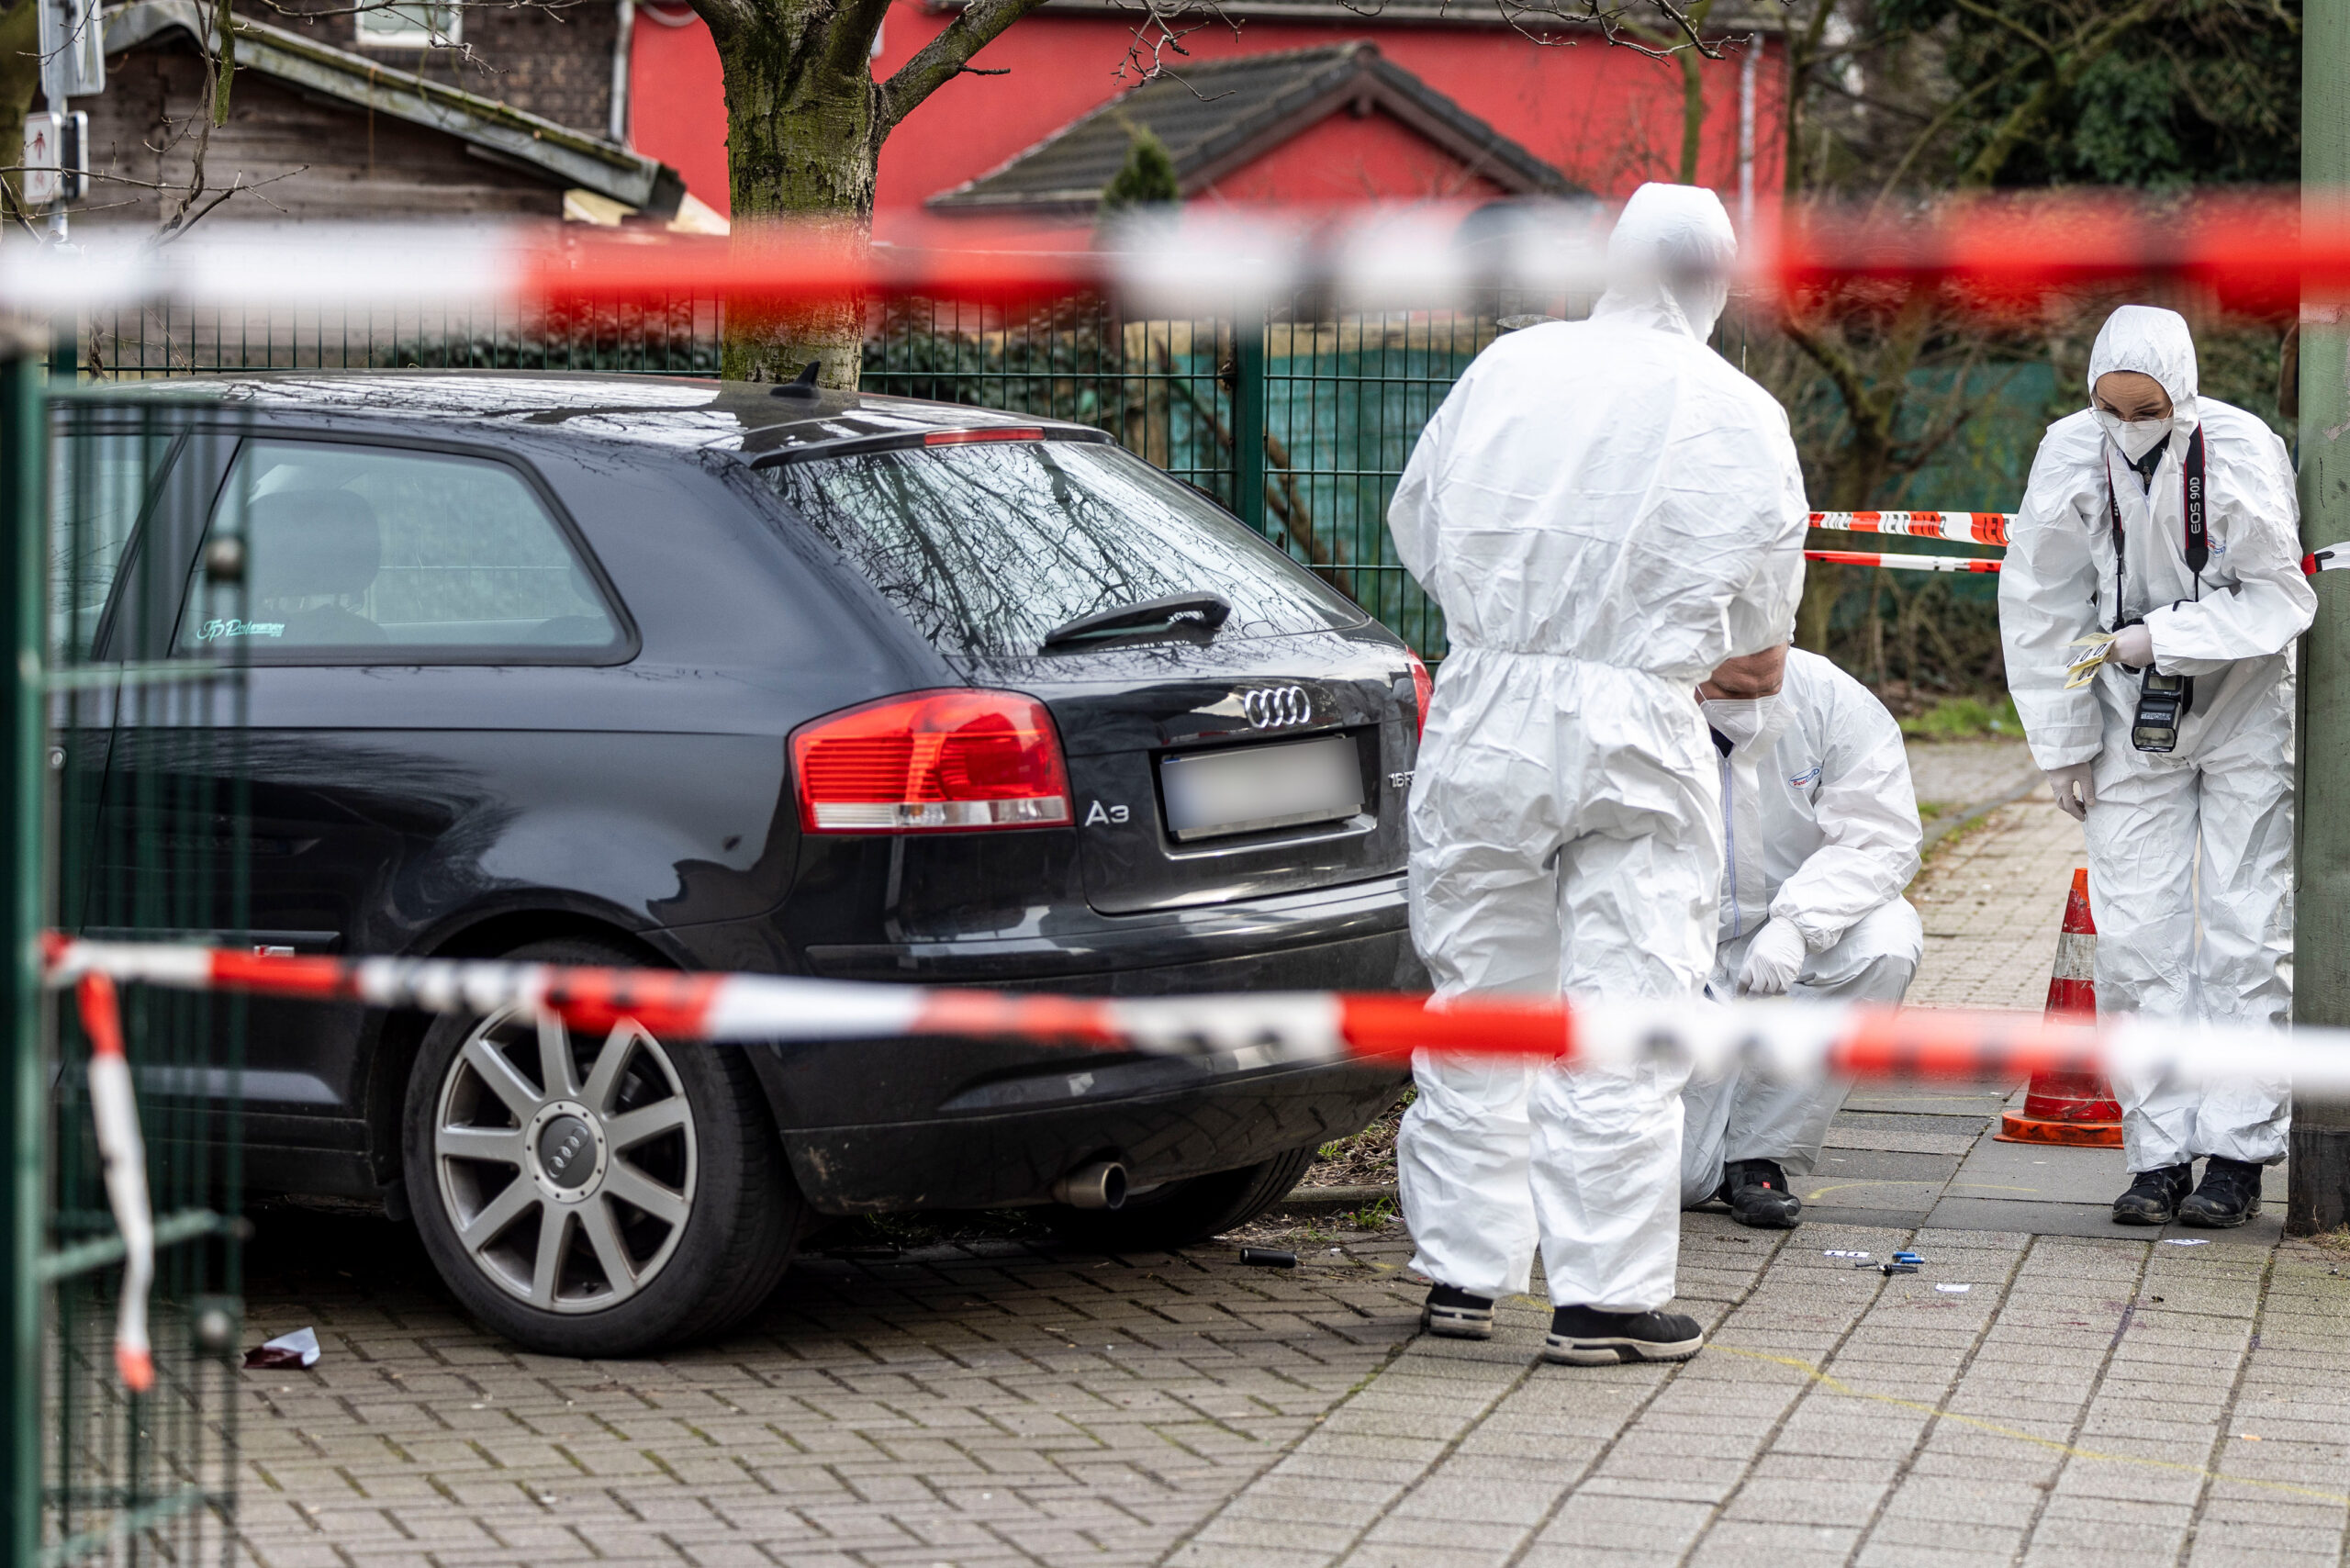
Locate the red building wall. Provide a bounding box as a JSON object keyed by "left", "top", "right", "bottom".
{"left": 1204, "top": 112, "right": 1514, "bottom": 207}
{"left": 630, "top": 2, "right": 730, "bottom": 212}
{"left": 629, "top": 0, "right": 1785, "bottom": 235}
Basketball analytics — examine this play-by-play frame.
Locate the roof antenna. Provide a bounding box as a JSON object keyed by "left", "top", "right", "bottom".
{"left": 771, "top": 361, "right": 824, "bottom": 398}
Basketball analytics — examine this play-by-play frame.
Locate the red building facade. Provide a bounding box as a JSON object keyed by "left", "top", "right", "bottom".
{"left": 626, "top": 0, "right": 1786, "bottom": 241}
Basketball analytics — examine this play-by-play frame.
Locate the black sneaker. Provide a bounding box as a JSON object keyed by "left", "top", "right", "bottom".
{"left": 2112, "top": 1163, "right": 2192, "bottom": 1226}
{"left": 1717, "top": 1159, "right": 1803, "bottom": 1229}
{"left": 2177, "top": 1157, "right": 2264, "bottom": 1228}
{"left": 1420, "top": 1283, "right": 1495, "bottom": 1339}
{"left": 1543, "top": 1305, "right": 1705, "bottom": 1365}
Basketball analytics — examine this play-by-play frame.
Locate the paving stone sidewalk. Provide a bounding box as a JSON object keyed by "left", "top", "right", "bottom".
{"left": 235, "top": 1200, "right": 2350, "bottom": 1568}
{"left": 230, "top": 743, "right": 2339, "bottom": 1568}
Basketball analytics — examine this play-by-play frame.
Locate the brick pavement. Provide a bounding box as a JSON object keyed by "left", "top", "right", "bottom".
{"left": 1907, "top": 793, "right": 2088, "bottom": 1013}
{"left": 236, "top": 1207, "right": 2350, "bottom": 1568}
{"left": 233, "top": 1212, "right": 1427, "bottom": 1568}
{"left": 229, "top": 745, "right": 2333, "bottom": 1568}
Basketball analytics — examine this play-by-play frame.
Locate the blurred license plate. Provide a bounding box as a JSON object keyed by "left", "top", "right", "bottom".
{"left": 1159, "top": 734, "right": 1362, "bottom": 842}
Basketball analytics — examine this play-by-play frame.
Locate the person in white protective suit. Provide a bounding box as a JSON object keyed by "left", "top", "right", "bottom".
{"left": 1999, "top": 304, "right": 2313, "bottom": 1228}
{"left": 1677, "top": 641, "right": 1925, "bottom": 1229}
{"left": 1390, "top": 183, "right": 1808, "bottom": 1366}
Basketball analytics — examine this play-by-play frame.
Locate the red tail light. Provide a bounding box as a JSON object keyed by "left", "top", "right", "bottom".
{"left": 791, "top": 689, "right": 1072, "bottom": 834}
{"left": 1405, "top": 651, "right": 1433, "bottom": 741}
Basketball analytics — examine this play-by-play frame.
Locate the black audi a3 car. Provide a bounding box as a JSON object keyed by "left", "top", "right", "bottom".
{"left": 58, "top": 373, "right": 1425, "bottom": 1355}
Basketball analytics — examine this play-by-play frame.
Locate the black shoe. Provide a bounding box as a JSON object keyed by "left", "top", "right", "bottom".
{"left": 1420, "top": 1283, "right": 1495, "bottom": 1339}
{"left": 1543, "top": 1305, "right": 1705, "bottom": 1365}
{"left": 2112, "top": 1163, "right": 2192, "bottom": 1225}
{"left": 2178, "top": 1157, "right": 2264, "bottom": 1228}
{"left": 1717, "top": 1159, "right": 1803, "bottom": 1229}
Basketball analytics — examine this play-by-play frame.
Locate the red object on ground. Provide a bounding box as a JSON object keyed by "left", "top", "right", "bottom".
{"left": 1996, "top": 867, "right": 2125, "bottom": 1147}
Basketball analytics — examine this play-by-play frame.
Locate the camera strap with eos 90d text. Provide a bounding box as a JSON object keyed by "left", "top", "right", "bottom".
{"left": 2105, "top": 425, "right": 2206, "bottom": 753}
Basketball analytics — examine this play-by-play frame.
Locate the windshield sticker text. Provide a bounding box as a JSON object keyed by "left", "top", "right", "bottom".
{"left": 196, "top": 618, "right": 286, "bottom": 641}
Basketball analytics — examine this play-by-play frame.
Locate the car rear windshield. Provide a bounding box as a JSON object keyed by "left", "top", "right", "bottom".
{"left": 756, "top": 440, "right": 1363, "bottom": 656}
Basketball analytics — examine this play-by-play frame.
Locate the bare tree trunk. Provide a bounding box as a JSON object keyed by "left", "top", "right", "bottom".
{"left": 711, "top": 13, "right": 885, "bottom": 385}
{"left": 694, "top": 0, "right": 1053, "bottom": 387}
{"left": 0, "top": 0, "right": 44, "bottom": 220}
{"left": 1673, "top": 0, "right": 1714, "bottom": 184}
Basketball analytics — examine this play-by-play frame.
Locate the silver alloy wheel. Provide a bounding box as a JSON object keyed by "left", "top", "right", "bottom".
{"left": 433, "top": 1007, "right": 699, "bottom": 1314}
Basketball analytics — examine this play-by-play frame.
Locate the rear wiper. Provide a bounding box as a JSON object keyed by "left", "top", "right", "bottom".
{"left": 1040, "top": 592, "right": 1233, "bottom": 651}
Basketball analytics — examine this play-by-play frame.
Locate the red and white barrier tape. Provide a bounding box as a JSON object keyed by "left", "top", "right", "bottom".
{"left": 0, "top": 190, "right": 2344, "bottom": 315}
{"left": 39, "top": 934, "right": 2350, "bottom": 1100}
{"left": 1809, "top": 511, "right": 2013, "bottom": 546}
{"left": 1806, "top": 549, "right": 2001, "bottom": 574}
{"left": 75, "top": 974, "right": 153, "bottom": 1393}
{"left": 1810, "top": 520, "right": 2350, "bottom": 579}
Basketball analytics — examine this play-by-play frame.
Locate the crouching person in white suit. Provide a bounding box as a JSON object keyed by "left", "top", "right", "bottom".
{"left": 1679, "top": 642, "right": 1925, "bottom": 1228}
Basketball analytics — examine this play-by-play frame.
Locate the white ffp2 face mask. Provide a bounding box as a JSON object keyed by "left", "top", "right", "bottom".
{"left": 1702, "top": 696, "right": 1781, "bottom": 749}
{"left": 2096, "top": 409, "right": 2170, "bottom": 463}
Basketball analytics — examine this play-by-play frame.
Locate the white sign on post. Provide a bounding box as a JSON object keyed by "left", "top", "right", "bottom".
{"left": 36, "top": 0, "right": 106, "bottom": 103}
{"left": 20, "top": 113, "right": 61, "bottom": 207}
{"left": 18, "top": 109, "right": 85, "bottom": 207}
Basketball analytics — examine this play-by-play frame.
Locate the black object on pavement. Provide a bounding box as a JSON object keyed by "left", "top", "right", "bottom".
{"left": 1240, "top": 1248, "right": 1298, "bottom": 1269}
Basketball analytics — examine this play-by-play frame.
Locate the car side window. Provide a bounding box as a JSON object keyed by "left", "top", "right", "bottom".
{"left": 50, "top": 424, "right": 179, "bottom": 661}
{"left": 174, "top": 441, "right": 623, "bottom": 661}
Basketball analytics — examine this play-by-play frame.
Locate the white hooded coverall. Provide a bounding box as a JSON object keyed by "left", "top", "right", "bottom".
{"left": 1392, "top": 184, "right": 1809, "bottom": 1311}
{"left": 1679, "top": 649, "right": 1925, "bottom": 1207}
{"left": 1998, "top": 305, "right": 2313, "bottom": 1171}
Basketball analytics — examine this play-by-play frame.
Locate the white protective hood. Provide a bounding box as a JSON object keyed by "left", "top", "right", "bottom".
{"left": 2087, "top": 304, "right": 2201, "bottom": 439}
{"left": 1594, "top": 183, "right": 1739, "bottom": 342}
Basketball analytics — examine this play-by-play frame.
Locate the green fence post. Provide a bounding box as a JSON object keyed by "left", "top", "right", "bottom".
{"left": 47, "top": 319, "right": 74, "bottom": 387}
{"left": 0, "top": 333, "right": 46, "bottom": 1566}
{"left": 1234, "top": 304, "right": 1268, "bottom": 532}
{"left": 2291, "top": 0, "right": 2350, "bottom": 1234}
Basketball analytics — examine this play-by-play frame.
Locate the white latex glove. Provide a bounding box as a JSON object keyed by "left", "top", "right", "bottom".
{"left": 2046, "top": 761, "right": 2097, "bottom": 821}
{"left": 1736, "top": 917, "right": 1807, "bottom": 997}
{"left": 2110, "top": 623, "right": 2154, "bottom": 669}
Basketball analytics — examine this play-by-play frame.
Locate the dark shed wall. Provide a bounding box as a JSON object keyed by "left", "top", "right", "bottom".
{"left": 240, "top": 0, "right": 620, "bottom": 136}
{"left": 83, "top": 41, "right": 568, "bottom": 228}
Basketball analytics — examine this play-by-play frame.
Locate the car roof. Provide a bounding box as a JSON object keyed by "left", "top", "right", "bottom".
{"left": 71, "top": 370, "right": 1104, "bottom": 459}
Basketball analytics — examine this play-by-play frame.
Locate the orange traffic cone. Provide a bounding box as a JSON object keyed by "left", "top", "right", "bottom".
{"left": 1995, "top": 868, "right": 2125, "bottom": 1147}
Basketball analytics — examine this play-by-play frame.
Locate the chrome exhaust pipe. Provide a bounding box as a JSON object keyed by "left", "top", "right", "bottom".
{"left": 1052, "top": 1160, "right": 1127, "bottom": 1210}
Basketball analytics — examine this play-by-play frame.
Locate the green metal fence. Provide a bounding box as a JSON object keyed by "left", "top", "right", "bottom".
{"left": 84, "top": 300, "right": 722, "bottom": 379}
{"left": 5, "top": 342, "right": 248, "bottom": 1566}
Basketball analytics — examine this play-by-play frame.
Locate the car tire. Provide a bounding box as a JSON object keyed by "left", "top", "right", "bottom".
{"left": 1047, "top": 1145, "right": 1319, "bottom": 1252}
{"left": 402, "top": 937, "right": 800, "bottom": 1356}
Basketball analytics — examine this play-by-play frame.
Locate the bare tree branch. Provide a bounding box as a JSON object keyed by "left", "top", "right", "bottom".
{"left": 1958, "top": 0, "right": 2165, "bottom": 188}
{"left": 683, "top": 0, "right": 755, "bottom": 51}
{"left": 1944, "top": 0, "right": 2056, "bottom": 61}
{"left": 877, "top": 0, "right": 1054, "bottom": 132}
{"left": 823, "top": 0, "right": 895, "bottom": 82}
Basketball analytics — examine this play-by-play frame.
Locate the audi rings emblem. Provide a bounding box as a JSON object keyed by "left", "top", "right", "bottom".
{"left": 1242, "top": 686, "right": 1314, "bottom": 729}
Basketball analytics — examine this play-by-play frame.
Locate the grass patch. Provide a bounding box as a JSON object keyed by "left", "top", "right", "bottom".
{"left": 1307, "top": 1090, "right": 1411, "bottom": 1188}
{"left": 1899, "top": 693, "right": 2021, "bottom": 742}
{"left": 2307, "top": 1226, "right": 2350, "bottom": 1258}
